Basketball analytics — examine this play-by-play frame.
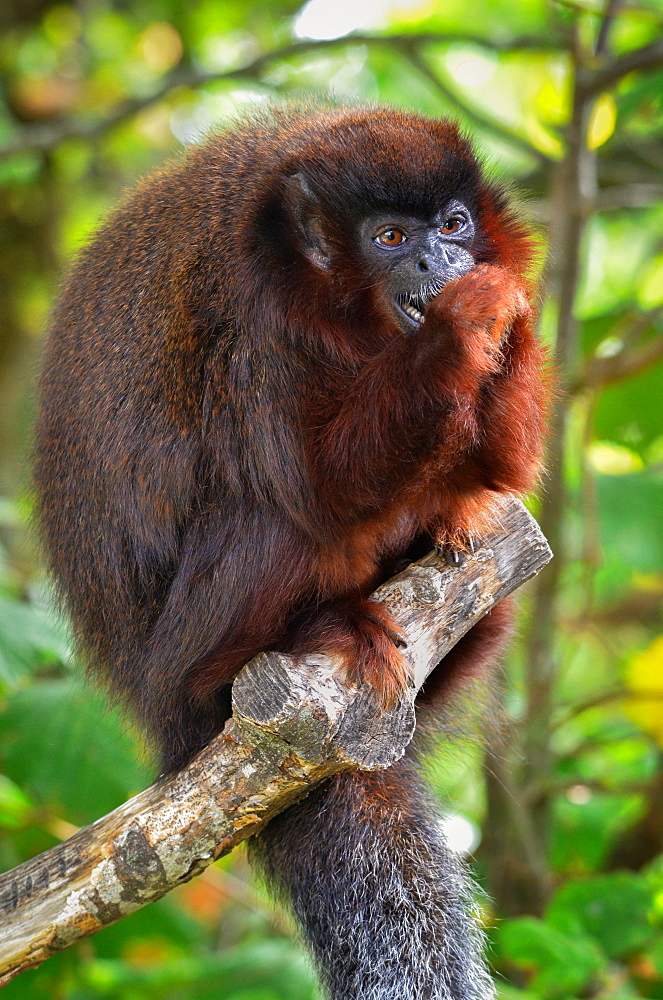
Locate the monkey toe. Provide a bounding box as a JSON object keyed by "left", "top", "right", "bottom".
{"left": 441, "top": 546, "right": 466, "bottom": 568}
{"left": 434, "top": 533, "right": 483, "bottom": 567}
{"left": 433, "top": 539, "right": 461, "bottom": 565}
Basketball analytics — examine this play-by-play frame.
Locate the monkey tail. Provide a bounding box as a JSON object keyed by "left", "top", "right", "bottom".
{"left": 250, "top": 755, "right": 495, "bottom": 1000}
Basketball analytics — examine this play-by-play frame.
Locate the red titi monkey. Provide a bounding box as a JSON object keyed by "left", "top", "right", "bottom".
{"left": 34, "top": 106, "right": 546, "bottom": 1000}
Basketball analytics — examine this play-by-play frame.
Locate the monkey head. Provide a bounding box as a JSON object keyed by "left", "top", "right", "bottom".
{"left": 250, "top": 111, "right": 530, "bottom": 340}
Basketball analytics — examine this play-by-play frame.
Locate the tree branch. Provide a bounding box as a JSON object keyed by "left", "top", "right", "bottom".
{"left": 595, "top": 183, "right": 663, "bottom": 210}
{"left": 0, "top": 496, "right": 551, "bottom": 985}
{"left": 0, "top": 32, "right": 558, "bottom": 160}
{"left": 573, "top": 313, "right": 663, "bottom": 391}
{"left": 521, "top": 23, "right": 597, "bottom": 847}
{"left": 582, "top": 36, "right": 663, "bottom": 95}
{"left": 594, "top": 0, "right": 624, "bottom": 58}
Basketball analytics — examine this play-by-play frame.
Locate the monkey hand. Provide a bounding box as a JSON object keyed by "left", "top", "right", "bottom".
{"left": 424, "top": 263, "right": 531, "bottom": 363}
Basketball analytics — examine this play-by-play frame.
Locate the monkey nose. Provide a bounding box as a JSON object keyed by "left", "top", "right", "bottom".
{"left": 417, "top": 257, "right": 430, "bottom": 272}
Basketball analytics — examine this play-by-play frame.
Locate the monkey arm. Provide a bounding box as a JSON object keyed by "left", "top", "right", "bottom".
{"left": 471, "top": 311, "right": 548, "bottom": 493}
{"left": 311, "top": 265, "right": 530, "bottom": 517}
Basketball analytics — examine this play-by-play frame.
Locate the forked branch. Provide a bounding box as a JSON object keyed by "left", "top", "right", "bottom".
{"left": 0, "top": 496, "right": 551, "bottom": 985}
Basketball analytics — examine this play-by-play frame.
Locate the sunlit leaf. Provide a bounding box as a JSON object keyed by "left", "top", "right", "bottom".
{"left": 0, "top": 774, "right": 33, "bottom": 829}
{"left": 587, "top": 441, "right": 644, "bottom": 475}
{"left": 625, "top": 635, "right": 663, "bottom": 745}
{"left": 536, "top": 77, "right": 570, "bottom": 126}
{"left": 137, "top": 22, "right": 183, "bottom": 73}
{"left": 638, "top": 255, "right": 663, "bottom": 309}
{"left": 587, "top": 94, "right": 617, "bottom": 149}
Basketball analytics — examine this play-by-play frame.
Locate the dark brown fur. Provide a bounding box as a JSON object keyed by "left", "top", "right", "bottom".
{"left": 34, "top": 106, "right": 546, "bottom": 999}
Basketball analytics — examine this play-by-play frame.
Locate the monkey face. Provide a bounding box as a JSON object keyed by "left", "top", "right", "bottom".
{"left": 357, "top": 200, "right": 476, "bottom": 331}
{"left": 278, "top": 171, "right": 477, "bottom": 334}
{"left": 292, "top": 192, "right": 477, "bottom": 334}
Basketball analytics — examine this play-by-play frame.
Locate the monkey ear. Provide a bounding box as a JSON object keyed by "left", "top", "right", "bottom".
{"left": 283, "top": 172, "right": 332, "bottom": 273}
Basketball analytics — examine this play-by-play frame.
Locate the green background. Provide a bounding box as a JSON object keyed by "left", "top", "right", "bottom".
{"left": 1, "top": 0, "right": 663, "bottom": 997}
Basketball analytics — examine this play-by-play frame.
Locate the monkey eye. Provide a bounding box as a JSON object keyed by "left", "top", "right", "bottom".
{"left": 440, "top": 217, "right": 464, "bottom": 235}
{"left": 374, "top": 228, "right": 407, "bottom": 248}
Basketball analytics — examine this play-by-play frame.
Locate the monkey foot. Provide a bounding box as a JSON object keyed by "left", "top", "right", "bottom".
{"left": 342, "top": 608, "right": 411, "bottom": 708}
{"left": 286, "top": 596, "right": 411, "bottom": 709}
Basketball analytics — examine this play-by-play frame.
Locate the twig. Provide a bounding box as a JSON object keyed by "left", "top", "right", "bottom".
{"left": 553, "top": 0, "right": 662, "bottom": 24}
{"left": 581, "top": 36, "right": 663, "bottom": 94}
{"left": 573, "top": 314, "right": 663, "bottom": 391}
{"left": 594, "top": 0, "right": 623, "bottom": 57}
{"left": 523, "top": 777, "right": 655, "bottom": 803}
{"left": 595, "top": 184, "right": 663, "bottom": 210}
{"left": 555, "top": 687, "right": 663, "bottom": 729}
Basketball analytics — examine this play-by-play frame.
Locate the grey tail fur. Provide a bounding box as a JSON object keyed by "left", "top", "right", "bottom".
{"left": 250, "top": 755, "right": 496, "bottom": 1000}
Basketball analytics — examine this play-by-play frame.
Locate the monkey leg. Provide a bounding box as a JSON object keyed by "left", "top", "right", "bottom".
{"left": 284, "top": 594, "right": 410, "bottom": 708}
{"left": 251, "top": 756, "right": 494, "bottom": 1000}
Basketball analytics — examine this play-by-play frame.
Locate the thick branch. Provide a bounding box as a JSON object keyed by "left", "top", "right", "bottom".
{"left": 523, "top": 33, "right": 596, "bottom": 799}
{"left": 0, "top": 496, "right": 550, "bottom": 984}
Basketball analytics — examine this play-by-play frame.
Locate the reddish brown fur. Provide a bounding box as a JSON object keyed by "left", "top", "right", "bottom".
{"left": 33, "top": 107, "right": 546, "bottom": 773}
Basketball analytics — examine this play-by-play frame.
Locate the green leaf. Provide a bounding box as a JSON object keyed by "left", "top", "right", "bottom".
{"left": 638, "top": 255, "right": 663, "bottom": 308}
{"left": 595, "top": 470, "right": 663, "bottom": 598}
{"left": 0, "top": 678, "right": 149, "bottom": 823}
{"left": 552, "top": 792, "right": 644, "bottom": 875}
{"left": 546, "top": 873, "right": 654, "bottom": 959}
{"left": 497, "top": 916, "right": 603, "bottom": 998}
{"left": 0, "top": 773, "right": 33, "bottom": 828}
{"left": 0, "top": 594, "right": 71, "bottom": 689}
{"left": 594, "top": 365, "right": 663, "bottom": 457}
{"left": 80, "top": 940, "right": 318, "bottom": 998}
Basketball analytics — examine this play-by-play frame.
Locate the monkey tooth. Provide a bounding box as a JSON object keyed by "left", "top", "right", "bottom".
{"left": 401, "top": 301, "right": 424, "bottom": 325}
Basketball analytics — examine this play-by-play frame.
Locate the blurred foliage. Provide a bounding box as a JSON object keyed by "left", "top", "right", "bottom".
{"left": 0, "top": 0, "right": 662, "bottom": 997}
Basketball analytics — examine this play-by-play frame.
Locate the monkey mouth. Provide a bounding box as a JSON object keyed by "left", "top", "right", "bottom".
{"left": 395, "top": 284, "right": 443, "bottom": 329}
{"left": 396, "top": 294, "right": 425, "bottom": 327}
